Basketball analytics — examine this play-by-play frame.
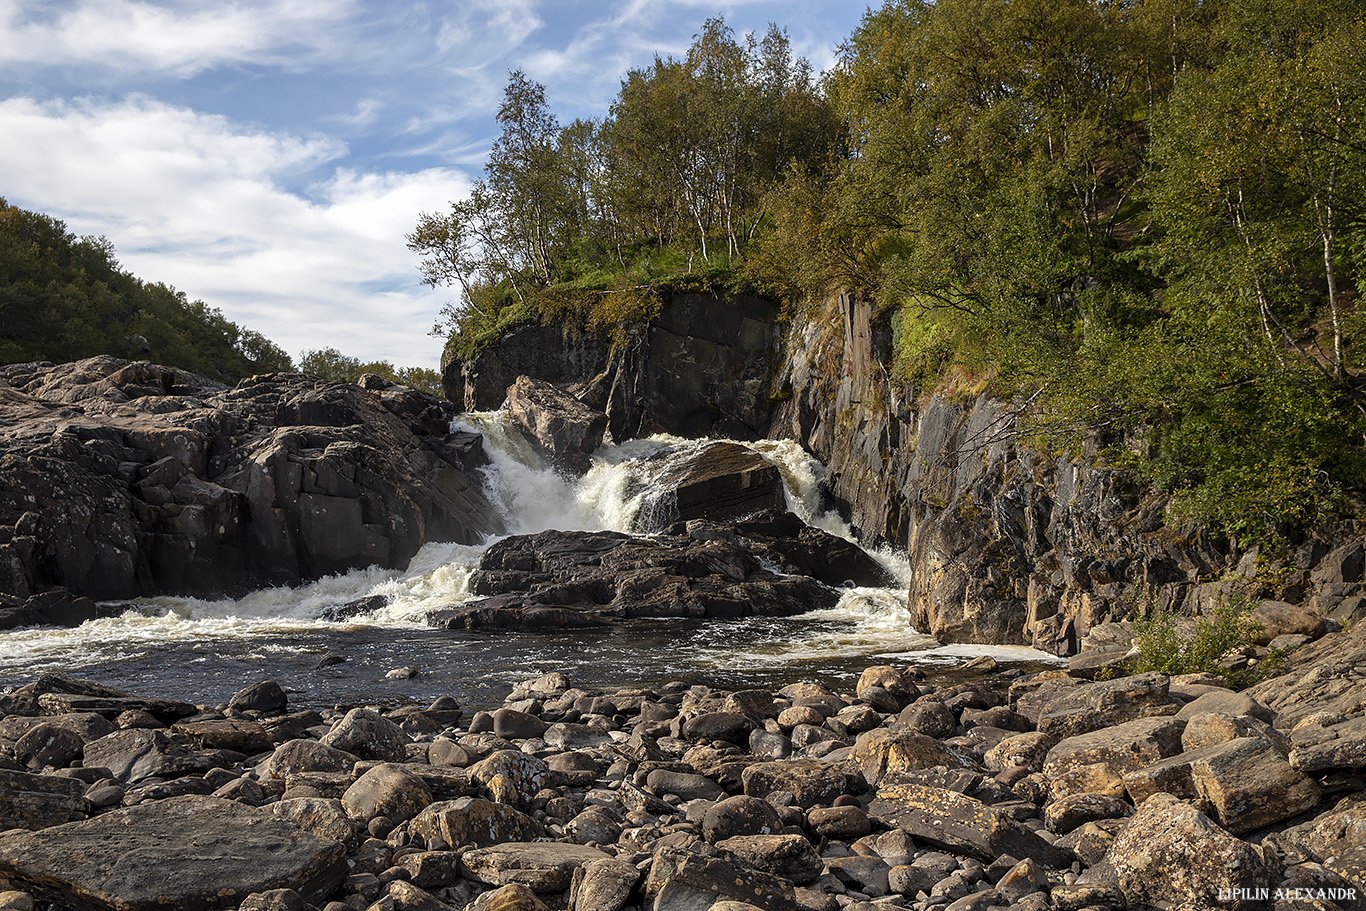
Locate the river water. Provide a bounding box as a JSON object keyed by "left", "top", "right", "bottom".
{"left": 0, "top": 415, "right": 1057, "bottom": 710}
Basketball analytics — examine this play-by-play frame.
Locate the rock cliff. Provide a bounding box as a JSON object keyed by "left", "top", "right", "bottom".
{"left": 772, "top": 291, "right": 1363, "bottom": 654}
{"left": 0, "top": 357, "right": 504, "bottom": 602}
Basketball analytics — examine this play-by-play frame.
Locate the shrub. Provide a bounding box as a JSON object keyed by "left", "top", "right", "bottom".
{"left": 1124, "top": 597, "right": 1283, "bottom": 689}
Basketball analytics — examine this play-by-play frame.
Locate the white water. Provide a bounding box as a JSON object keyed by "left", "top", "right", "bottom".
{"left": 0, "top": 413, "right": 1060, "bottom": 703}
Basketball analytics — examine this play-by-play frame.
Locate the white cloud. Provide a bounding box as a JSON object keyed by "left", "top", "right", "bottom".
{"left": 0, "top": 0, "right": 365, "bottom": 77}
{"left": 0, "top": 95, "right": 472, "bottom": 368}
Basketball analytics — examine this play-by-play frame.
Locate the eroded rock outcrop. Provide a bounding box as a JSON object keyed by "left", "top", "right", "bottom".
{"left": 0, "top": 357, "right": 504, "bottom": 602}
{"left": 426, "top": 510, "right": 889, "bottom": 630}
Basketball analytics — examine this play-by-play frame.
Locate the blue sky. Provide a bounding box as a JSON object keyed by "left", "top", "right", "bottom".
{"left": 0, "top": 1, "right": 871, "bottom": 370}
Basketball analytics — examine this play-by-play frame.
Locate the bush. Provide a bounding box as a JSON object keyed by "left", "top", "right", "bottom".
{"left": 1123, "top": 597, "right": 1283, "bottom": 689}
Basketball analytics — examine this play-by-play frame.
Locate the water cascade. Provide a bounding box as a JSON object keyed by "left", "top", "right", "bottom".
{"left": 0, "top": 414, "right": 1057, "bottom": 707}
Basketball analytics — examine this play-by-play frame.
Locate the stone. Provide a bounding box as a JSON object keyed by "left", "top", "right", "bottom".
{"left": 469, "top": 884, "right": 548, "bottom": 911}
{"left": 857, "top": 666, "right": 921, "bottom": 703}
{"left": 171, "top": 718, "right": 273, "bottom": 755}
{"left": 1288, "top": 715, "right": 1366, "bottom": 773}
{"left": 1055, "top": 818, "right": 1127, "bottom": 866}
{"left": 740, "top": 759, "right": 851, "bottom": 809}
{"left": 868, "top": 783, "right": 1070, "bottom": 867}
{"left": 1181, "top": 711, "right": 1288, "bottom": 753}
{"left": 469, "top": 751, "right": 549, "bottom": 809}
{"left": 807, "top": 805, "right": 871, "bottom": 839}
{"left": 851, "top": 728, "right": 965, "bottom": 786}
{"left": 703, "top": 795, "right": 784, "bottom": 843}
{"left": 681, "top": 711, "right": 753, "bottom": 743}
{"left": 1251, "top": 600, "right": 1326, "bottom": 645}
{"left": 1174, "top": 690, "right": 1275, "bottom": 724}
{"left": 1189, "top": 736, "right": 1322, "bottom": 834}
{"left": 717, "top": 834, "right": 824, "bottom": 885}
{"left": 1043, "top": 792, "right": 1133, "bottom": 834}
{"left": 1033, "top": 672, "right": 1177, "bottom": 739}
{"left": 0, "top": 768, "right": 86, "bottom": 831}
{"left": 269, "top": 798, "right": 356, "bottom": 843}
{"left": 258, "top": 739, "right": 359, "bottom": 780}
{"left": 81, "top": 728, "right": 211, "bottom": 785}
{"left": 567, "top": 857, "right": 639, "bottom": 911}
{"left": 983, "top": 732, "right": 1055, "bottom": 774}
{"left": 646, "top": 768, "right": 726, "bottom": 802}
{"left": 492, "top": 708, "right": 548, "bottom": 741}
{"left": 460, "top": 842, "right": 610, "bottom": 893}
{"left": 13, "top": 722, "right": 83, "bottom": 770}
{"left": 320, "top": 708, "right": 407, "bottom": 763}
{"left": 995, "top": 857, "right": 1048, "bottom": 902}
{"left": 896, "top": 700, "right": 957, "bottom": 739}
{"left": 564, "top": 805, "right": 622, "bottom": 846}
{"left": 342, "top": 764, "right": 433, "bottom": 824}
{"left": 228, "top": 680, "right": 288, "bottom": 715}
{"left": 238, "top": 890, "right": 305, "bottom": 911}
{"left": 0, "top": 795, "right": 346, "bottom": 910}
{"left": 1043, "top": 716, "right": 1186, "bottom": 798}
{"left": 384, "top": 880, "right": 459, "bottom": 911}
{"left": 645, "top": 846, "right": 796, "bottom": 911}
{"left": 502, "top": 376, "right": 608, "bottom": 476}
{"left": 409, "top": 797, "right": 542, "bottom": 849}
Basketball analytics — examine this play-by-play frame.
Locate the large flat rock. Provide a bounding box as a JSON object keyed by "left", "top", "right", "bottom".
{"left": 0, "top": 795, "right": 347, "bottom": 911}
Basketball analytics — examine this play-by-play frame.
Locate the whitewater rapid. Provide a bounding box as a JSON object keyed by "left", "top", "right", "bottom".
{"left": 0, "top": 414, "right": 1058, "bottom": 706}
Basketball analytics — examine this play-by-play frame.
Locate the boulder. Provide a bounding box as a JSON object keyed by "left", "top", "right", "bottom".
{"left": 702, "top": 795, "right": 784, "bottom": 843}
{"left": 741, "top": 758, "right": 852, "bottom": 809}
{"left": 869, "top": 783, "right": 1070, "bottom": 867}
{"left": 0, "top": 795, "right": 346, "bottom": 910}
{"left": 852, "top": 729, "right": 965, "bottom": 786}
{"left": 644, "top": 846, "right": 796, "bottom": 911}
{"left": 0, "top": 769, "right": 87, "bottom": 831}
{"left": 567, "top": 857, "right": 640, "bottom": 911}
{"left": 628, "top": 441, "right": 786, "bottom": 530}
{"left": 461, "top": 843, "right": 611, "bottom": 893}
{"left": 319, "top": 708, "right": 407, "bottom": 762}
{"left": 1188, "top": 736, "right": 1321, "bottom": 834}
{"left": 342, "top": 763, "right": 432, "bottom": 824}
{"left": 409, "top": 798, "right": 542, "bottom": 849}
{"left": 1106, "top": 792, "right": 1271, "bottom": 910}
{"left": 717, "top": 834, "right": 824, "bottom": 885}
{"left": 502, "top": 376, "right": 607, "bottom": 476}
{"left": 1043, "top": 716, "right": 1186, "bottom": 798}
{"left": 81, "top": 728, "right": 212, "bottom": 785}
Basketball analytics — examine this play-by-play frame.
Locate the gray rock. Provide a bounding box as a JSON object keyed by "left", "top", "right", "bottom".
{"left": 0, "top": 768, "right": 86, "bottom": 831}
{"left": 717, "top": 834, "right": 824, "bottom": 885}
{"left": 646, "top": 768, "right": 726, "bottom": 802}
{"left": 319, "top": 708, "right": 407, "bottom": 763}
{"left": 81, "top": 728, "right": 211, "bottom": 785}
{"left": 460, "top": 842, "right": 610, "bottom": 893}
{"left": 1043, "top": 792, "right": 1133, "bottom": 834}
{"left": 568, "top": 857, "right": 640, "bottom": 911}
{"left": 807, "top": 805, "right": 870, "bottom": 839}
{"left": 1043, "top": 715, "right": 1185, "bottom": 798}
{"left": 1288, "top": 714, "right": 1366, "bottom": 773}
{"left": 228, "top": 680, "right": 287, "bottom": 715}
{"left": 13, "top": 722, "right": 83, "bottom": 769}
{"left": 258, "top": 739, "right": 359, "bottom": 780}
{"left": 740, "top": 758, "right": 851, "bottom": 809}
{"left": 703, "top": 795, "right": 784, "bottom": 843}
{"left": 564, "top": 804, "right": 623, "bottom": 845}
{"left": 502, "top": 376, "right": 607, "bottom": 476}
{"left": 0, "top": 795, "right": 346, "bottom": 910}
{"left": 269, "top": 797, "right": 356, "bottom": 844}
{"left": 409, "top": 797, "right": 542, "bottom": 849}
{"left": 1189, "top": 736, "right": 1322, "bottom": 834}
{"left": 645, "top": 846, "right": 796, "bottom": 911}
{"left": 491, "top": 708, "right": 548, "bottom": 741}
{"left": 868, "top": 783, "right": 1070, "bottom": 867}
{"left": 1106, "top": 792, "right": 1271, "bottom": 910}
{"left": 470, "top": 750, "right": 550, "bottom": 808}
{"left": 342, "top": 763, "right": 432, "bottom": 824}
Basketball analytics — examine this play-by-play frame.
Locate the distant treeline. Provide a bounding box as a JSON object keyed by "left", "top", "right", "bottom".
{"left": 413, "top": 1, "right": 1366, "bottom": 546}
{"left": 0, "top": 198, "right": 293, "bottom": 381}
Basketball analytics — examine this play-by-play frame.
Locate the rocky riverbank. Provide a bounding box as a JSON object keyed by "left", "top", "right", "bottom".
{"left": 2, "top": 625, "right": 1363, "bottom": 911}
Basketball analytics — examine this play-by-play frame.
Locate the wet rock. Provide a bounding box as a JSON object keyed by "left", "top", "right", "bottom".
{"left": 868, "top": 783, "right": 1070, "bottom": 867}
{"left": 461, "top": 842, "right": 610, "bottom": 893}
{"left": 1106, "top": 792, "right": 1271, "bottom": 910}
{"left": 502, "top": 376, "right": 607, "bottom": 477}
{"left": 0, "top": 795, "right": 346, "bottom": 910}
{"left": 228, "top": 680, "right": 288, "bottom": 715}
{"left": 320, "top": 708, "right": 407, "bottom": 763}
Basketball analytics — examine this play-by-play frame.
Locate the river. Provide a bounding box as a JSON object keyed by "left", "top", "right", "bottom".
{"left": 0, "top": 414, "right": 1058, "bottom": 710}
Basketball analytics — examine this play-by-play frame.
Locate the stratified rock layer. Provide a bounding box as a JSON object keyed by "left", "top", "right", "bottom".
{"left": 0, "top": 358, "right": 504, "bottom": 601}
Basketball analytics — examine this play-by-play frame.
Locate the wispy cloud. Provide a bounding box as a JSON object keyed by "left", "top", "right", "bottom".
{"left": 0, "top": 95, "right": 472, "bottom": 367}
{"left": 0, "top": 0, "right": 365, "bottom": 77}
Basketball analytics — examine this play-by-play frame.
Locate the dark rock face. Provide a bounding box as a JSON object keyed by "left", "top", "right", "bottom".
{"left": 427, "top": 511, "right": 879, "bottom": 629}
{"left": 445, "top": 293, "right": 783, "bottom": 442}
{"left": 0, "top": 357, "right": 505, "bottom": 602}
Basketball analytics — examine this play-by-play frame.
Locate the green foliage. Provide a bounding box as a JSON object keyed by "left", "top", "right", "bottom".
{"left": 1125, "top": 597, "right": 1283, "bottom": 689}
{"left": 0, "top": 199, "right": 294, "bottom": 380}
{"left": 411, "top": 17, "right": 836, "bottom": 352}
{"left": 298, "top": 346, "right": 443, "bottom": 397}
